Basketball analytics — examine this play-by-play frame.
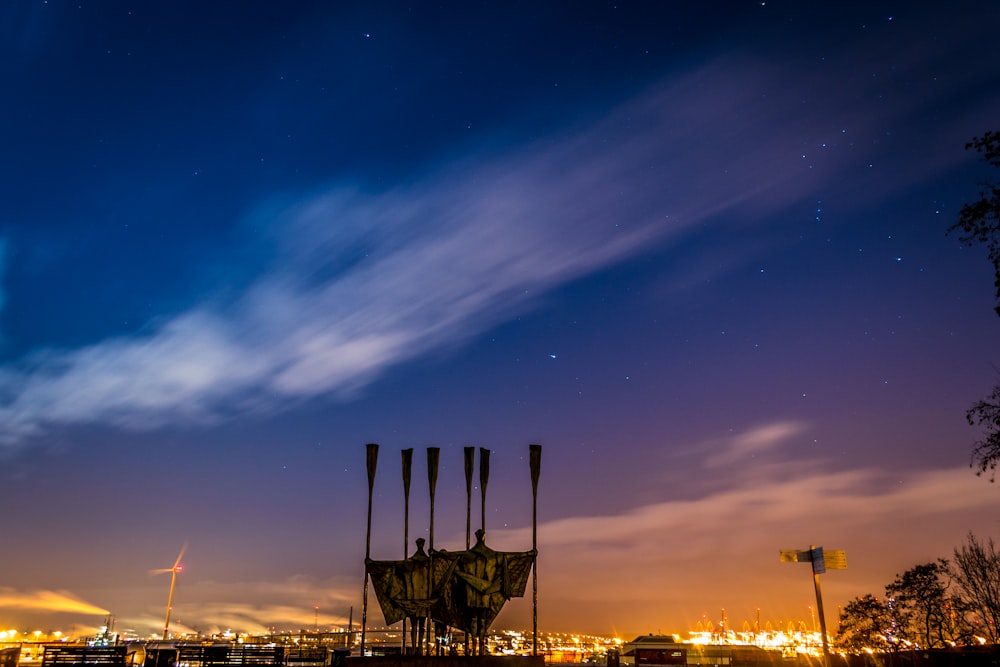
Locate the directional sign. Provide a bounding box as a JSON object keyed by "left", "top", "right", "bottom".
{"left": 779, "top": 547, "right": 847, "bottom": 570}
{"left": 779, "top": 545, "right": 847, "bottom": 667}
{"left": 823, "top": 549, "right": 847, "bottom": 570}
{"left": 812, "top": 547, "right": 826, "bottom": 574}
{"left": 779, "top": 549, "right": 810, "bottom": 563}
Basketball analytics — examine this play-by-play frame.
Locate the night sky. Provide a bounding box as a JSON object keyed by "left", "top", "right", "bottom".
{"left": 1, "top": 0, "right": 999, "bottom": 640}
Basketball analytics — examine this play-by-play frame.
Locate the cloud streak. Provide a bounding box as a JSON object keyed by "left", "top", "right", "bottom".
{"left": 0, "top": 51, "right": 984, "bottom": 448}
{"left": 0, "top": 588, "right": 109, "bottom": 616}
{"left": 484, "top": 426, "right": 999, "bottom": 634}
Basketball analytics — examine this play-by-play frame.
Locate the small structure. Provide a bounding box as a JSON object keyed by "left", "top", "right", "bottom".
{"left": 0, "top": 647, "right": 19, "bottom": 667}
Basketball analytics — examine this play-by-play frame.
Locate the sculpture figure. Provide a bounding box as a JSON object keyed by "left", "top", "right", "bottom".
{"left": 444, "top": 529, "right": 535, "bottom": 654}
{"left": 366, "top": 538, "right": 458, "bottom": 654}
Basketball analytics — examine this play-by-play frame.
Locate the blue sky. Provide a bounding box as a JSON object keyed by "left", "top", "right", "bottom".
{"left": 0, "top": 0, "right": 999, "bottom": 639}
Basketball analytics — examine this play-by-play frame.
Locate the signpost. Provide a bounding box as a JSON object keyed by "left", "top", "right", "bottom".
{"left": 779, "top": 546, "right": 846, "bottom": 667}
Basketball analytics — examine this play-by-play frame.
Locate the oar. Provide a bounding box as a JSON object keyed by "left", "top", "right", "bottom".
{"left": 426, "top": 447, "right": 440, "bottom": 654}
{"left": 360, "top": 443, "right": 379, "bottom": 657}
{"left": 464, "top": 447, "right": 474, "bottom": 549}
{"left": 530, "top": 444, "right": 542, "bottom": 657}
{"left": 479, "top": 447, "right": 490, "bottom": 532}
{"left": 401, "top": 448, "right": 413, "bottom": 653}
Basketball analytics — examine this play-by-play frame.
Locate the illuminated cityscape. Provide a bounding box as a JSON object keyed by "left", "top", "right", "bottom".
{"left": 0, "top": 615, "right": 877, "bottom": 661}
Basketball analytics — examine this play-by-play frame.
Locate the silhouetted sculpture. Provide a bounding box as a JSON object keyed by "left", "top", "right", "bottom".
{"left": 366, "top": 538, "right": 459, "bottom": 654}
{"left": 368, "top": 531, "right": 535, "bottom": 655}
{"left": 361, "top": 444, "right": 542, "bottom": 657}
{"left": 443, "top": 529, "right": 535, "bottom": 654}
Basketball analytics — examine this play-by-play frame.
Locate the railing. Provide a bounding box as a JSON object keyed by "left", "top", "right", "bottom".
{"left": 40, "top": 646, "right": 127, "bottom": 667}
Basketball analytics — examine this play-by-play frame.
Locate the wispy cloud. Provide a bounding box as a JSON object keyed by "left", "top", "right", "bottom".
{"left": 0, "top": 51, "right": 984, "bottom": 448}
{"left": 486, "top": 454, "right": 998, "bottom": 633}
{"left": 132, "top": 575, "right": 361, "bottom": 637}
{"left": 699, "top": 421, "right": 809, "bottom": 467}
{"left": 0, "top": 588, "right": 109, "bottom": 615}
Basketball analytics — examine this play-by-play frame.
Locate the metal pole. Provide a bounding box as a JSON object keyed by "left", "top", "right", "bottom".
{"left": 161, "top": 546, "right": 185, "bottom": 640}
{"left": 163, "top": 569, "right": 178, "bottom": 640}
{"left": 810, "top": 546, "right": 830, "bottom": 667}
{"left": 530, "top": 444, "right": 541, "bottom": 658}
{"left": 361, "top": 443, "right": 379, "bottom": 657}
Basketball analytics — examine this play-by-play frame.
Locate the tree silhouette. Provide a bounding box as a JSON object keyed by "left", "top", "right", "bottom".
{"left": 950, "top": 131, "right": 1000, "bottom": 480}
{"left": 835, "top": 594, "right": 893, "bottom": 654}
{"left": 965, "top": 385, "right": 1000, "bottom": 481}
{"left": 952, "top": 533, "right": 1000, "bottom": 644}
{"left": 885, "top": 560, "right": 970, "bottom": 648}
{"left": 950, "top": 131, "right": 1000, "bottom": 315}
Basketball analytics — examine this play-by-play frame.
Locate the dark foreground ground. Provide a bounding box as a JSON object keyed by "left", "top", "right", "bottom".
{"left": 742, "top": 649, "right": 1000, "bottom": 667}
{"left": 345, "top": 657, "right": 544, "bottom": 667}
{"left": 4, "top": 644, "right": 999, "bottom": 667}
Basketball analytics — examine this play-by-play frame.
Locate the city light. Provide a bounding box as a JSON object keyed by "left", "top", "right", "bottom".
{"left": 0, "top": 611, "right": 932, "bottom": 663}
